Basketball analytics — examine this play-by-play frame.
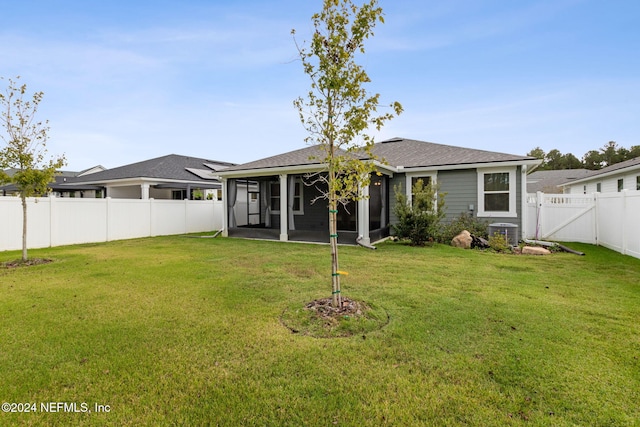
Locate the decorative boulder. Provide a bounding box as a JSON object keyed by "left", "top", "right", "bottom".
{"left": 451, "top": 230, "right": 472, "bottom": 249}
{"left": 522, "top": 246, "right": 551, "bottom": 255}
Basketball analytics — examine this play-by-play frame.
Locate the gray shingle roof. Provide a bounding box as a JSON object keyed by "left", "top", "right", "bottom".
{"left": 371, "top": 137, "right": 536, "bottom": 168}
{"left": 220, "top": 137, "right": 537, "bottom": 174}
{"left": 67, "top": 154, "right": 236, "bottom": 183}
{"left": 526, "top": 169, "right": 593, "bottom": 193}
{"left": 582, "top": 156, "right": 640, "bottom": 178}
{"left": 220, "top": 145, "right": 359, "bottom": 172}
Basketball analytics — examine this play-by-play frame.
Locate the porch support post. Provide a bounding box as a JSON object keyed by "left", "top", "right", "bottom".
{"left": 279, "top": 173, "right": 288, "bottom": 241}
{"left": 221, "top": 178, "right": 229, "bottom": 237}
{"left": 358, "top": 181, "right": 371, "bottom": 246}
{"left": 141, "top": 183, "right": 150, "bottom": 199}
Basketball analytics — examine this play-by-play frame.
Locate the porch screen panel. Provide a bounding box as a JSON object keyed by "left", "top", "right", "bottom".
{"left": 288, "top": 175, "right": 296, "bottom": 230}
{"left": 228, "top": 179, "right": 237, "bottom": 228}
{"left": 261, "top": 180, "right": 271, "bottom": 227}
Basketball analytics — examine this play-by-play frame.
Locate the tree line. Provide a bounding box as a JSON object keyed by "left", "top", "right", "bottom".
{"left": 527, "top": 141, "right": 640, "bottom": 171}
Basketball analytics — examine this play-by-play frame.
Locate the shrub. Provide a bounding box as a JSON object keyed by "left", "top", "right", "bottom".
{"left": 438, "top": 212, "right": 489, "bottom": 243}
{"left": 392, "top": 179, "right": 446, "bottom": 246}
{"left": 488, "top": 232, "right": 511, "bottom": 252}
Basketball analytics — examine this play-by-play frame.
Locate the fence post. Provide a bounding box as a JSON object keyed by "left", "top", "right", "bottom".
{"left": 621, "top": 190, "right": 627, "bottom": 255}
{"left": 535, "top": 191, "right": 543, "bottom": 240}
{"left": 594, "top": 192, "right": 599, "bottom": 246}
{"left": 106, "top": 197, "right": 111, "bottom": 242}
{"left": 48, "top": 196, "right": 55, "bottom": 248}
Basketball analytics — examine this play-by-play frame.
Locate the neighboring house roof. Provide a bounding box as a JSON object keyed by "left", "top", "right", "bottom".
{"left": 66, "top": 154, "right": 236, "bottom": 187}
{"left": 560, "top": 156, "right": 640, "bottom": 187}
{"left": 217, "top": 137, "right": 539, "bottom": 176}
{"left": 0, "top": 168, "right": 104, "bottom": 193}
{"left": 527, "top": 169, "right": 593, "bottom": 193}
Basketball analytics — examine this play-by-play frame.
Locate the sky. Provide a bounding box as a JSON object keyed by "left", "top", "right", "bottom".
{"left": 1, "top": 0, "right": 639, "bottom": 171}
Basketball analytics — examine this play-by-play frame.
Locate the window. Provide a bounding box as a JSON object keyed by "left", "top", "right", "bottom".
{"left": 636, "top": 176, "right": 640, "bottom": 191}
{"left": 406, "top": 173, "right": 435, "bottom": 206}
{"left": 477, "top": 168, "right": 517, "bottom": 217}
{"left": 583, "top": 185, "right": 587, "bottom": 195}
{"left": 596, "top": 183, "right": 601, "bottom": 193}
{"left": 270, "top": 178, "right": 303, "bottom": 214}
{"left": 617, "top": 179, "right": 624, "bottom": 192}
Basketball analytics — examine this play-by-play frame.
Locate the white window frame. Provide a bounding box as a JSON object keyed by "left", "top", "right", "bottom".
{"left": 477, "top": 167, "right": 517, "bottom": 218}
{"left": 405, "top": 172, "right": 437, "bottom": 207}
{"left": 270, "top": 178, "right": 304, "bottom": 215}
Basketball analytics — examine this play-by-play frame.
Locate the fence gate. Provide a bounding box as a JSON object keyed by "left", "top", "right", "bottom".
{"left": 526, "top": 192, "right": 597, "bottom": 244}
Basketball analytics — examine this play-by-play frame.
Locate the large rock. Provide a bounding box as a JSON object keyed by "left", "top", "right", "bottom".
{"left": 522, "top": 246, "right": 551, "bottom": 255}
{"left": 451, "top": 230, "right": 472, "bottom": 249}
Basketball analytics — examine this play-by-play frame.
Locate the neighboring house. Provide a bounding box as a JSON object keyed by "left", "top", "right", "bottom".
{"left": 561, "top": 157, "right": 640, "bottom": 194}
{"left": 0, "top": 166, "right": 106, "bottom": 197}
{"left": 526, "top": 169, "right": 592, "bottom": 194}
{"left": 216, "top": 137, "right": 541, "bottom": 245}
{"left": 64, "top": 154, "right": 236, "bottom": 200}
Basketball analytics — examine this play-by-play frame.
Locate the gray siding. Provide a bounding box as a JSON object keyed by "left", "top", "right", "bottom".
{"left": 387, "top": 174, "right": 406, "bottom": 226}
{"left": 438, "top": 169, "right": 477, "bottom": 222}
{"left": 388, "top": 166, "right": 524, "bottom": 233}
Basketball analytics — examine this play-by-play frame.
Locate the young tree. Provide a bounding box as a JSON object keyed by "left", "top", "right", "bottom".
{"left": 293, "top": 0, "right": 402, "bottom": 307}
{"left": 0, "top": 77, "right": 66, "bottom": 262}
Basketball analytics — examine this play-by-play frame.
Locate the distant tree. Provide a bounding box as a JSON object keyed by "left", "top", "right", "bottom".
{"left": 527, "top": 147, "right": 547, "bottom": 169}
{"left": 600, "top": 141, "right": 622, "bottom": 167}
{"left": 582, "top": 150, "right": 603, "bottom": 170}
{"left": 563, "top": 153, "right": 583, "bottom": 169}
{"left": 0, "top": 77, "right": 66, "bottom": 262}
{"left": 529, "top": 141, "right": 640, "bottom": 171}
{"left": 293, "top": 0, "right": 402, "bottom": 307}
{"left": 545, "top": 149, "right": 564, "bottom": 170}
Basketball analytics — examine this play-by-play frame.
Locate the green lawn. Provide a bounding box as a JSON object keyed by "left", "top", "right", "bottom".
{"left": 1, "top": 236, "right": 639, "bottom": 426}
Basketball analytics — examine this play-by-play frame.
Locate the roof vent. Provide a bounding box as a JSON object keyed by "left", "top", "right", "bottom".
{"left": 381, "top": 137, "right": 403, "bottom": 143}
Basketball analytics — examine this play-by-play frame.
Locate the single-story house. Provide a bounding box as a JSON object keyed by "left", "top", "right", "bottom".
{"left": 0, "top": 166, "right": 106, "bottom": 197}
{"left": 63, "top": 154, "right": 236, "bottom": 200}
{"left": 216, "top": 137, "right": 541, "bottom": 245}
{"left": 561, "top": 156, "right": 640, "bottom": 194}
{"left": 526, "top": 169, "right": 592, "bottom": 194}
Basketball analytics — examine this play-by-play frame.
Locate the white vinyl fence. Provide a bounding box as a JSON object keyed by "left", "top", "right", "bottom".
{"left": 0, "top": 197, "right": 224, "bottom": 252}
{"left": 526, "top": 191, "right": 640, "bottom": 259}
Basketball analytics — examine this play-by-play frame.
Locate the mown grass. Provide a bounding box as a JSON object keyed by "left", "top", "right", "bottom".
{"left": 1, "top": 236, "right": 638, "bottom": 426}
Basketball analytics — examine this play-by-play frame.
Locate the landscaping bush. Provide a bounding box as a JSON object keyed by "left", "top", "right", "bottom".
{"left": 438, "top": 212, "right": 489, "bottom": 243}
{"left": 488, "top": 231, "right": 512, "bottom": 252}
{"left": 392, "top": 179, "right": 445, "bottom": 246}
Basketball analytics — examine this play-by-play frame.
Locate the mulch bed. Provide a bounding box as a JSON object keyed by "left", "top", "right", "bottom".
{"left": 304, "top": 297, "right": 366, "bottom": 319}
{"left": 1, "top": 258, "right": 53, "bottom": 269}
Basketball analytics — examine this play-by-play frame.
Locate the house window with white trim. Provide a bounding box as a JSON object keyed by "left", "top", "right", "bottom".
{"left": 636, "top": 176, "right": 640, "bottom": 191}
{"left": 596, "top": 183, "right": 601, "bottom": 193}
{"left": 477, "top": 168, "right": 517, "bottom": 217}
{"left": 617, "top": 178, "right": 624, "bottom": 192}
{"left": 406, "top": 173, "right": 436, "bottom": 206}
{"left": 270, "top": 179, "right": 303, "bottom": 214}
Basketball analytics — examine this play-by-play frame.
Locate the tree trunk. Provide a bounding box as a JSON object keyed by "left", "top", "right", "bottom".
{"left": 21, "top": 195, "right": 28, "bottom": 262}
{"left": 329, "top": 198, "right": 342, "bottom": 308}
